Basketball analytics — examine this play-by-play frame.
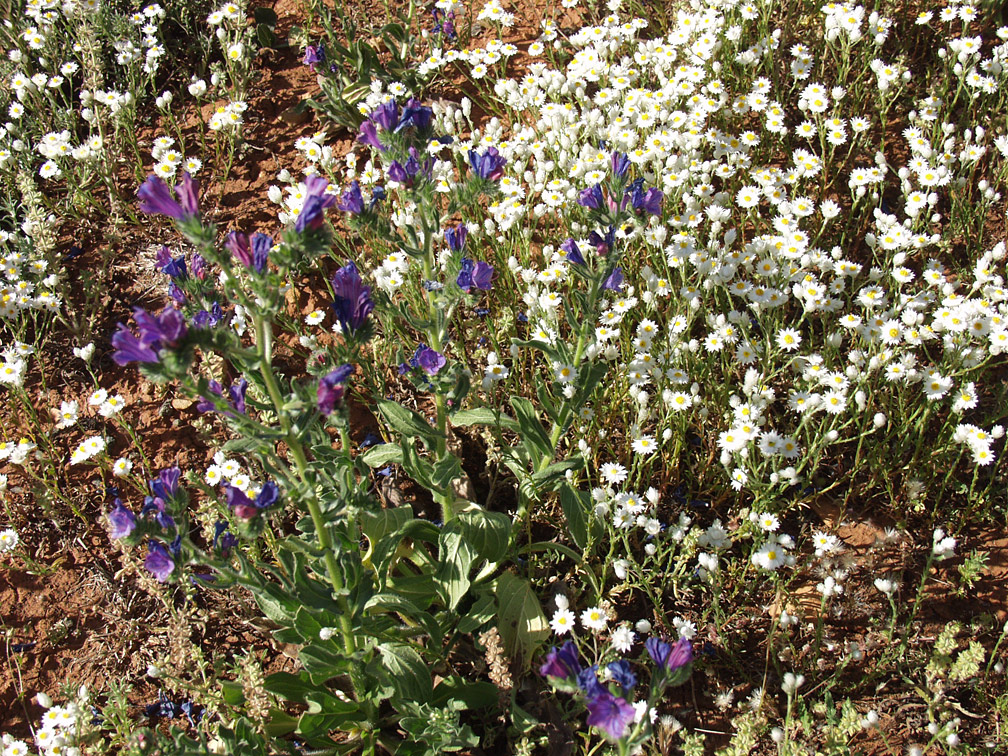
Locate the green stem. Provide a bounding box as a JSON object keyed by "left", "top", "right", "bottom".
{"left": 255, "top": 314, "right": 356, "bottom": 654}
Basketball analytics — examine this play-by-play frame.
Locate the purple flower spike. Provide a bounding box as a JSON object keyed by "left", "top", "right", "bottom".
{"left": 175, "top": 172, "right": 200, "bottom": 218}
{"left": 357, "top": 120, "right": 383, "bottom": 151}
{"left": 371, "top": 100, "right": 400, "bottom": 132}
{"left": 303, "top": 43, "right": 325, "bottom": 71}
{"left": 602, "top": 266, "right": 624, "bottom": 292}
{"left": 229, "top": 378, "right": 248, "bottom": 414}
{"left": 610, "top": 151, "right": 631, "bottom": 179}
{"left": 645, "top": 636, "right": 693, "bottom": 674}
{"left": 138, "top": 175, "right": 189, "bottom": 220}
{"left": 295, "top": 175, "right": 338, "bottom": 232}
{"left": 578, "top": 185, "right": 604, "bottom": 210}
{"left": 468, "top": 147, "right": 507, "bottom": 181}
{"left": 225, "top": 231, "right": 252, "bottom": 268}
{"left": 108, "top": 500, "right": 137, "bottom": 539}
{"left": 413, "top": 344, "right": 446, "bottom": 376}
{"left": 145, "top": 541, "right": 175, "bottom": 582}
{"left": 111, "top": 324, "right": 159, "bottom": 366}
{"left": 250, "top": 233, "right": 272, "bottom": 273}
{"left": 331, "top": 261, "right": 374, "bottom": 335}
{"left": 585, "top": 691, "right": 635, "bottom": 740}
{"left": 539, "top": 640, "right": 581, "bottom": 680}
{"left": 151, "top": 467, "right": 181, "bottom": 501}
{"left": 396, "top": 98, "right": 433, "bottom": 132}
{"left": 561, "top": 238, "right": 585, "bottom": 266}
{"left": 444, "top": 223, "right": 468, "bottom": 252}
{"left": 337, "top": 180, "right": 365, "bottom": 215}
{"left": 318, "top": 364, "right": 355, "bottom": 415}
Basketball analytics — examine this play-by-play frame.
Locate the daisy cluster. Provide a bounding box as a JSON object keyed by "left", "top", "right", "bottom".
{"left": 336, "top": 1, "right": 1008, "bottom": 505}
{"left": 150, "top": 135, "right": 203, "bottom": 180}
{"left": 0, "top": 232, "right": 61, "bottom": 319}
{"left": 1, "top": 689, "right": 89, "bottom": 756}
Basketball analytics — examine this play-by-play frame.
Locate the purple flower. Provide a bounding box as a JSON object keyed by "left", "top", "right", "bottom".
{"left": 606, "top": 660, "right": 637, "bottom": 693}
{"left": 192, "top": 253, "right": 207, "bottom": 280}
{"left": 413, "top": 344, "right": 446, "bottom": 376}
{"left": 588, "top": 226, "right": 616, "bottom": 256}
{"left": 577, "top": 185, "right": 604, "bottom": 210}
{"left": 468, "top": 147, "right": 506, "bottom": 181}
{"left": 150, "top": 467, "right": 181, "bottom": 501}
{"left": 157, "top": 247, "right": 188, "bottom": 280}
{"left": 223, "top": 481, "right": 280, "bottom": 520}
{"left": 175, "top": 173, "right": 200, "bottom": 218}
{"left": 337, "top": 180, "right": 365, "bottom": 215}
{"left": 539, "top": 641, "right": 581, "bottom": 680}
{"left": 295, "top": 175, "right": 338, "bottom": 232}
{"left": 585, "top": 691, "right": 635, "bottom": 740}
{"left": 602, "top": 267, "right": 624, "bottom": 292}
{"left": 318, "top": 364, "right": 355, "bottom": 415}
{"left": 229, "top": 378, "right": 248, "bottom": 414}
{"left": 145, "top": 541, "right": 175, "bottom": 582}
{"left": 610, "top": 151, "right": 630, "bottom": 179}
{"left": 629, "top": 184, "right": 663, "bottom": 216}
{"left": 196, "top": 380, "right": 224, "bottom": 413}
{"left": 111, "top": 324, "right": 159, "bottom": 365}
{"left": 225, "top": 231, "right": 252, "bottom": 268}
{"left": 303, "top": 43, "right": 325, "bottom": 71}
{"left": 134, "top": 306, "right": 187, "bottom": 346}
{"left": 331, "top": 261, "right": 374, "bottom": 335}
{"left": 456, "top": 258, "right": 494, "bottom": 291}
{"left": 561, "top": 238, "right": 585, "bottom": 266}
{"left": 645, "top": 636, "right": 693, "bottom": 674}
{"left": 357, "top": 120, "right": 383, "bottom": 151}
{"left": 371, "top": 100, "right": 400, "bottom": 132}
{"left": 251, "top": 233, "right": 272, "bottom": 273}
{"left": 444, "top": 223, "right": 468, "bottom": 252}
{"left": 139, "top": 173, "right": 199, "bottom": 220}
{"left": 112, "top": 307, "right": 188, "bottom": 366}
{"left": 213, "top": 521, "right": 237, "bottom": 556}
{"left": 108, "top": 500, "right": 137, "bottom": 539}
{"left": 396, "top": 98, "right": 433, "bottom": 133}
{"left": 576, "top": 666, "right": 605, "bottom": 698}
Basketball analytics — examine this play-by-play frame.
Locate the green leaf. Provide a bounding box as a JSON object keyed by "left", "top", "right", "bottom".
{"left": 432, "top": 676, "right": 499, "bottom": 710}
{"left": 451, "top": 407, "right": 519, "bottom": 432}
{"left": 559, "top": 483, "right": 589, "bottom": 549}
{"left": 456, "top": 592, "right": 495, "bottom": 634}
{"left": 360, "top": 505, "right": 414, "bottom": 544}
{"left": 377, "top": 399, "right": 444, "bottom": 443}
{"left": 365, "top": 593, "right": 443, "bottom": 645}
{"left": 361, "top": 443, "right": 403, "bottom": 467}
{"left": 455, "top": 506, "right": 511, "bottom": 563}
{"left": 531, "top": 456, "right": 584, "bottom": 492}
{"left": 431, "top": 452, "right": 463, "bottom": 491}
{"left": 264, "top": 671, "right": 315, "bottom": 703}
{"left": 377, "top": 642, "right": 433, "bottom": 703}
{"left": 494, "top": 573, "right": 549, "bottom": 659}
{"left": 256, "top": 23, "right": 277, "bottom": 48}
{"left": 299, "top": 642, "right": 351, "bottom": 683}
{"left": 253, "top": 6, "right": 278, "bottom": 25}
{"left": 435, "top": 525, "right": 475, "bottom": 610}
{"left": 509, "top": 396, "right": 553, "bottom": 459}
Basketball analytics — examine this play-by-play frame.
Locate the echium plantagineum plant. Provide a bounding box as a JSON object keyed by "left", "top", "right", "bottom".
{"left": 107, "top": 94, "right": 678, "bottom": 753}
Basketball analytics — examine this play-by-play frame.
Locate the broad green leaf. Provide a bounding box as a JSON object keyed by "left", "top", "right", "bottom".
{"left": 432, "top": 676, "right": 499, "bottom": 710}
{"left": 509, "top": 396, "right": 553, "bottom": 459}
{"left": 435, "top": 525, "right": 475, "bottom": 610}
{"left": 264, "top": 671, "right": 314, "bottom": 703}
{"left": 360, "top": 505, "right": 414, "bottom": 544}
{"left": 377, "top": 642, "right": 433, "bottom": 703}
{"left": 431, "top": 452, "right": 463, "bottom": 491}
{"left": 361, "top": 443, "right": 403, "bottom": 467}
{"left": 494, "top": 572, "right": 549, "bottom": 659}
{"left": 377, "top": 398, "right": 444, "bottom": 444}
{"left": 456, "top": 592, "right": 495, "bottom": 634}
{"left": 559, "top": 483, "right": 589, "bottom": 549}
{"left": 531, "top": 457, "right": 585, "bottom": 491}
{"left": 455, "top": 506, "right": 511, "bottom": 563}
{"left": 365, "top": 593, "right": 443, "bottom": 645}
{"left": 450, "top": 407, "right": 518, "bottom": 432}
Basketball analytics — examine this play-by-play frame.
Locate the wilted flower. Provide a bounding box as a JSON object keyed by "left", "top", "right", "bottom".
{"left": 318, "top": 364, "right": 354, "bottom": 415}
